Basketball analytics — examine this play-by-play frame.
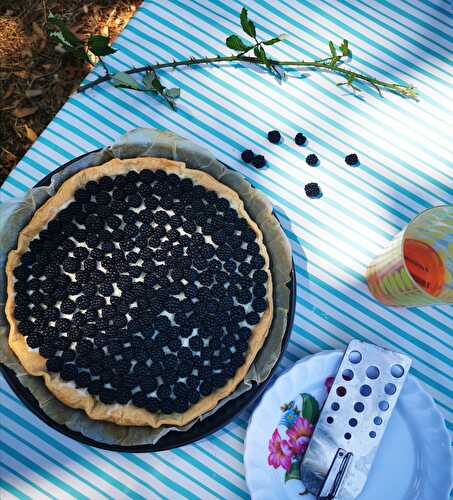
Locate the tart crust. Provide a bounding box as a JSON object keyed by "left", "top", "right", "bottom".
{"left": 6, "top": 157, "right": 273, "bottom": 427}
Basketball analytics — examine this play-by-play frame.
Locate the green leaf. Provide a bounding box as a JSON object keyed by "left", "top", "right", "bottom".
{"left": 284, "top": 461, "right": 301, "bottom": 482}
{"left": 328, "top": 41, "right": 337, "bottom": 58}
{"left": 143, "top": 70, "right": 165, "bottom": 93}
{"left": 112, "top": 72, "right": 140, "bottom": 90}
{"left": 339, "top": 39, "right": 350, "bottom": 56}
{"left": 48, "top": 12, "right": 83, "bottom": 48}
{"left": 240, "top": 7, "right": 256, "bottom": 38}
{"left": 225, "top": 34, "right": 250, "bottom": 52}
{"left": 263, "top": 37, "right": 281, "bottom": 46}
{"left": 301, "top": 393, "right": 320, "bottom": 425}
{"left": 88, "top": 35, "right": 116, "bottom": 56}
{"left": 164, "top": 87, "right": 180, "bottom": 99}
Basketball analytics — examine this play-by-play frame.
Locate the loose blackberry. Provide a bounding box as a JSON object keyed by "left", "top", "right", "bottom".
{"left": 267, "top": 130, "right": 281, "bottom": 144}
{"left": 252, "top": 155, "right": 266, "bottom": 169}
{"left": 304, "top": 182, "right": 321, "bottom": 198}
{"left": 305, "top": 154, "right": 318, "bottom": 166}
{"left": 295, "top": 132, "right": 307, "bottom": 146}
{"left": 345, "top": 153, "right": 359, "bottom": 165}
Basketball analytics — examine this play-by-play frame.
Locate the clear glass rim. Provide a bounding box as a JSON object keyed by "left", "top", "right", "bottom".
{"left": 400, "top": 204, "right": 451, "bottom": 303}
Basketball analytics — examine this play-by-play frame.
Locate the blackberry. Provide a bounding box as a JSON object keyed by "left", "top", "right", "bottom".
{"left": 236, "top": 339, "right": 249, "bottom": 353}
{"left": 146, "top": 398, "right": 160, "bottom": 413}
{"left": 178, "top": 347, "right": 193, "bottom": 362}
{"left": 90, "top": 269, "right": 106, "bottom": 283}
{"left": 188, "top": 336, "right": 202, "bottom": 352}
{"left": 138, "top": 183, "right": 153, "bottom": 197}
{"left": 163, "top": 354, "right": 178, "bottom": 371}
{"left": 200, "top": 380, "right": 213, "bottom": 396}
{"left": 234, "top": 248, "right": 247, "bottom": 262}
{"left": 90, "top": 248, "right": 104, "bottom": 260}
{"left": 157, "top": 384, "right": 171, "bottom": 400}
{"left": 120, "top": 239, "right": 136, "bottom": 251}
{"left": 345, "top": 153, "right": 359, "bottom": 165}
{"left": 111, "top": 200, "right": 128, "bottom": 213}
{"left": 240, "top": 276, "right": 253, "bottom": 289}
{"left": 73, "top": 229, "right": 87, "bottom": 243}
{"left": 84, "top": 201, "right": 97, "bottom": 214}
{"left": 87, "top": 379, "right": 102, "bottom": 395}
{"left": 45, "top": 356, "right": 62, "bottom": 372}
{"left": 238, "top": 262, "right": 253, "bottom": 276}
{"left": 99, "top": 388, "right": 116, "bottom": 405}
{"left": 101, "top": 305, "right": 116, "bottom": 319}
{"left": 236, "top": 289, "right": 252, "bottom": 305}
{"left": 154, "top": 211, "right": 170, "bottom": 226}
{"left": 212, "top": 373, "right": 227, "bottom": 389}
{"left": 61, "top": 349, "right": 76, "bottom": 363}
{"left": 138, "top": 168, "right": 155, "bottom": 184}
{"left": 75, "top": 270, "right": 90, "bottom": 283}
{"left": 253, "top": 284, "right": 267, "bottom": 298}
{"left": 219, "top": 295, "right": 234, "bottom": 311}
{"left": 253, "top": 269, "right": 268, "bottom": 284}
{"left": 246, "top": 311, "right": 260, "bottom": 325}
{"left": 295, "top": 132, "right": 307, "bottom": 146}
{"left": 132, "top": 391, "right": 147, "bottom": 408}
{"left": 75, "top": 371, "right": 91, "bottom": 388}
{"left": 127, "top": 194, "right": 142, "bottom": 208}
{"left": 129, "top": 266, "right": 142, "bottom": 278}
{"left": 230, "top": 305, "right": 246, "bottom": 322}
{"left": 116, "top": 389, "right": 132, "bottom": 405}
{"left": 13, "top": 306, "right": 29, "bottom": 321}
{"left": 200, "top": 243, "right": 215, "bottom": 259}
{"left": 144, "top": 196, "right": 159, "bottom": 211}
{"left": 60, "top": 363, "right": 77, "bottom": 381}
{"left": 62, "top": 257, "right": 80, "bottom": 273}
{"left": 98, "top": 176, "right": 114, "bottom": 191}
{"left": 98, "top": 283, "right": 114, "bottom": 297}
{"left": 74, "top": 189, "right": 91, "bottom": 203}
{"left": 305, "top": 154, "right": 318, "bottom": 166}
{"left": 267, "top": 130, "right": 281, "bottom": 144}
{"left": 86, "top": 234, "right": 99, "bottom": 249}
{"left": 304, "top": 182, "right": 321, "bottom": 198}
{"left": 251, "top": 255, "right": 265, "bottom": 269}
{"left": 252, "top": 155, "right": 266, "bottom": 169}
{"left": 252, "top": 297, "right": 267, "bottom": 313}
{"left": 216, "top": 244, "right": 232, "bottom": 260}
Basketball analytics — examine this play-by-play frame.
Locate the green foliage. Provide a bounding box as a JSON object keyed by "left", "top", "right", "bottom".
{"left": 301, "top": 393, "right": 320, "bottom": 425}
{"left": 225, "top": 35, "right": 250, "bottom": 52}
{"left": 240, "top": 8, "right": 256, "bottom": 38}
{"left": 143, "top": 71, "right": 180, "bottom": 109}
{"left": 339, "top": 39, "right": 350, "bottom": 56}
{"left": 284, "top": 461, "right": 301, "bottom": 482}
{"left": 112, "top": 72, "right": 140, "bottom": 90}
{"left": 88, "top": 35, "right": 117, "bottom": 56}
{"left": 48, "top": 13, "right": 116, "bottom": 64}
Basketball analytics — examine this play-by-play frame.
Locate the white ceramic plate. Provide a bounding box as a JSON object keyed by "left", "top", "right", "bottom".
{"left": 244, "top": 350, "right": 452, "bottom": 500}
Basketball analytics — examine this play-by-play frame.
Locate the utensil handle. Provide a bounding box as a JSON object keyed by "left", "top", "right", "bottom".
{"left": 318, "top": 448, "right": 353, "bottom": 499}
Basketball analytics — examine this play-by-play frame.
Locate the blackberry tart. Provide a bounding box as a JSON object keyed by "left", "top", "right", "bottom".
{"left": 5, "top": 157, "right": 273, "bottom": 427}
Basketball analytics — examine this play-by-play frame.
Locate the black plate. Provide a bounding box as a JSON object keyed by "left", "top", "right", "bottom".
{"left": 0, "top": 150, "right": 296, "bottom": 452}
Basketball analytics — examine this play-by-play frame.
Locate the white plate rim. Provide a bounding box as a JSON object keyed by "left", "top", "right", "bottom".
{"left": 244, "top": 350, "right": 452, "bottom": 499}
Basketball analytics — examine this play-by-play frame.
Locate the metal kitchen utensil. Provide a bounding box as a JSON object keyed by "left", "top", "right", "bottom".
{"left": 300, "top": 340, "right": 412, "bottom": 499}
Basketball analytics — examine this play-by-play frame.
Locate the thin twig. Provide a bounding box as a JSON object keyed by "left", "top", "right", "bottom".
{"left": 78, "top": 53, "right": 416, "bottom": 99}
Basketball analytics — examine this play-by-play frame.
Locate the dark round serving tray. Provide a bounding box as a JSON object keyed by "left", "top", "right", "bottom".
{"left": 0, "top": 150, "right": 296, "bottom": 452}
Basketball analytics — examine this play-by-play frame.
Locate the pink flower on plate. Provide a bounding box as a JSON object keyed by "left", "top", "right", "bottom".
{"left": 268, "top": 429, "right": 293, "bottom": 471}
{"left": 325, "top": 376, "right": 335, "bottom": 394}
{"left": 286, "top": 417, "right": 314, "bottom": 455}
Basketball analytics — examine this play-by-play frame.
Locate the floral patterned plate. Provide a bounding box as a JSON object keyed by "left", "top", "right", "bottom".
{"left": 244, "top": 350, "right": 452, "bottom": 499}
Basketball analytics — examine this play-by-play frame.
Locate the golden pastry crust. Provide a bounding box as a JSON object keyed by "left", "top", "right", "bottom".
{"left": 6, "top": 157, "right": 273, "bottom": 427}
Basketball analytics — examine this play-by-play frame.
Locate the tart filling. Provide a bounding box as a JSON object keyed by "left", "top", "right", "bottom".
{"left": 6, "top": 157, "right": 273, "bottom": 427}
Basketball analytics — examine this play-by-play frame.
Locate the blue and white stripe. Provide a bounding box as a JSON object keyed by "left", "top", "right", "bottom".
{"left": 1, "top": 1, "right": 451, "bottom": 498}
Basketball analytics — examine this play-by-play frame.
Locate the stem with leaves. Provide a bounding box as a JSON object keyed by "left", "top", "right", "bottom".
{"left": 48, "top": 7, "right": 418, "bottom": 110}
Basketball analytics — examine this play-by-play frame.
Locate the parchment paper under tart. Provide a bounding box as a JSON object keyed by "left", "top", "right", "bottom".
{"left": 0, "top": 129, "right": 292, "bottom": 446}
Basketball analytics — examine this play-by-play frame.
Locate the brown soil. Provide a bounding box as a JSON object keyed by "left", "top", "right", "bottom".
{"left": 0, "top": 0, "right": 143, "bottom": 187}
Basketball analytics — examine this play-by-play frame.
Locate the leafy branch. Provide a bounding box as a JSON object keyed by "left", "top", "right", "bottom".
{"left": 48, "top": 7, "right": 418, "bottom": 110}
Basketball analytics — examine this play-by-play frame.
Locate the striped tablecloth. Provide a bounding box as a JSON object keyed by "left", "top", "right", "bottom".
{"left": 1, "top": 1, "right": 451, "bottom": 498}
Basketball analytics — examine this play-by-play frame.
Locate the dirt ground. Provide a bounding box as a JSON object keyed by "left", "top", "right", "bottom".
{"left": 0, "top": 0, "right": 143, "bottom": 187}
